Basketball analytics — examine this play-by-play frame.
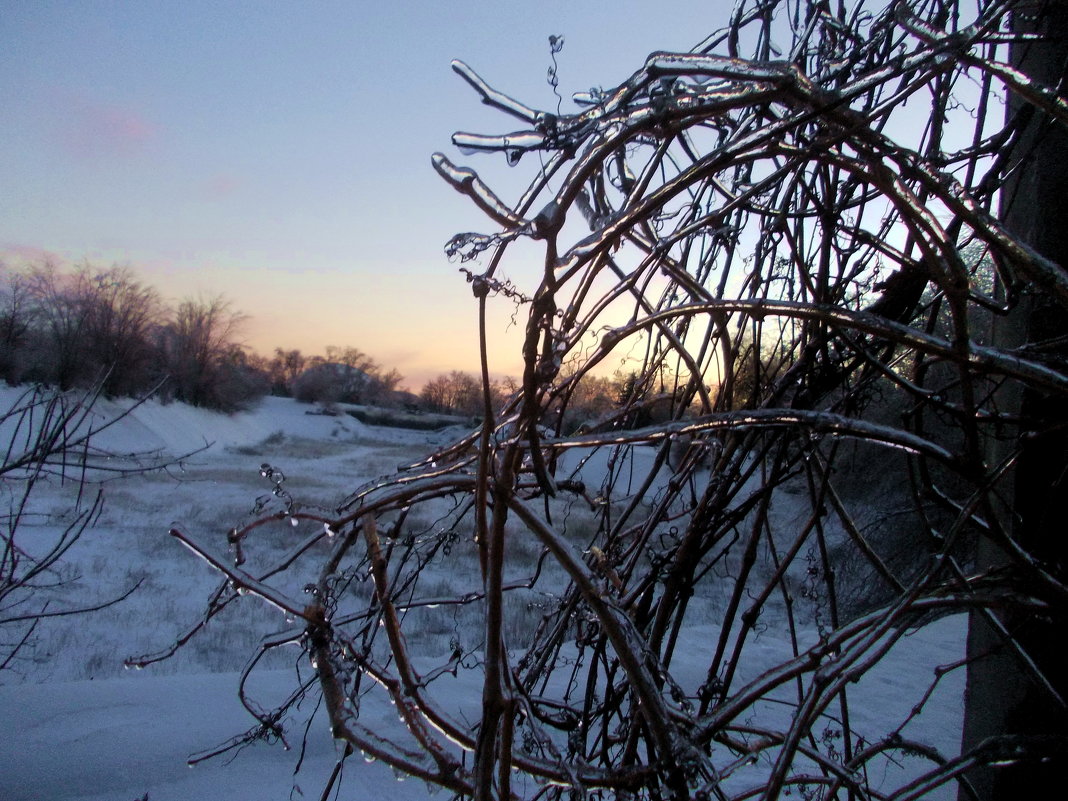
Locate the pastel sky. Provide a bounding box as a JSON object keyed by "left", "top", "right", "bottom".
{"left": 1, "top": 0, "right": 721, "bottom": 389}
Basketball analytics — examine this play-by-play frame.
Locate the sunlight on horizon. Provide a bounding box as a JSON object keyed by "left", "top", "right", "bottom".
{"left": 1, "top": 0, "right": 725, "bottom": 390}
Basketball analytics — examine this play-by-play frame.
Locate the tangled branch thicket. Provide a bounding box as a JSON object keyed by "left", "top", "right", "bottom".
{"left": 142, "top": 1, "right": 1068, "bottom": 798}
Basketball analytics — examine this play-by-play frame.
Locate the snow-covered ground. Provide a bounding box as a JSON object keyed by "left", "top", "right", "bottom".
{"left": 0, "top": 390, "right": 967, "bottom": 800}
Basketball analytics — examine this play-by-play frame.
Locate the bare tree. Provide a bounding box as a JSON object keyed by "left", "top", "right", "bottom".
{"left": 421, "top": 369, "right": 484, "bottom": 414}
{"left": 0, "top": 266, "right": 32, "bottom": 385}
{"left": 158, "top": 295, "right": 265, "bottom": 411}
{"left": 80, "top": 265, "right": 163, "bottom": 397}
{"left": 369, "top": 366, "right": 405, "bottom": 403}
{"left": 144, "top": 2, "right": 1068, "bottom": 799}
{"left": 324, "top": 345, "right": 377, "bottom": 375}
{"left": 1, "top": 385, "right": 198, "bottom": 674}
{"left": 11, "top": 260, "right": 165, "bottom": 395}
{"left": 269, "top": 347, "right": 307, "bottom": 395}
{"left": 22, "top": 260, "right": 95, "bottom": 390}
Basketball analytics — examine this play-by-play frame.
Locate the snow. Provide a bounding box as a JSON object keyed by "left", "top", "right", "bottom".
{"left": 0, "top": 670, "right": 441, "bottom": 801}
{"left": 0, "top": 619, "right": 967, "bottom": 801}
{"left": 86, "top": 394, "right": 369, "bottom": 456}
{"left": 0, "top": 390, "right": 968, "bottom": 800}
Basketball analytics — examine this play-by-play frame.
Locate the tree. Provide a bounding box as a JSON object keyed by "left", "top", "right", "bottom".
{"left": 9, "top": 260, "right": 165, "bottom": 395}
{"left": 148, "top": 2, "right": 1068, "bottom": 799}
{"left": 158, "top": 296, "right": 265, "bottom": 411}
{"left": 324, "top": 345, "right": 377, "bottom": 375}
{"left": 421, "top": 369, "right": 483, "bottom": 414}
{"left": 0, "top": 266, "right": 32, "bottom": 385}
{"left": 288, "top": 347, "right": 404, "bottom": 406}
{"left": 555, "top": 367, "right": 617, "bottom": 433}
{"left": 79, "top": 265, "right": 164, "bottom": 397}
{"left": 268, "top": 348, "right": 306, "bottom": 395}
{"left": 960, "top": 3, "right": 1068, "bottom": 797}
{"left": 292, "top": 361, "right": 368, "bottom": 405}
{"left": 366, "top": 366, "right": 405, "bottom": 405}
{"left": 22, "top": 260, "right": 95, "bottom": 390}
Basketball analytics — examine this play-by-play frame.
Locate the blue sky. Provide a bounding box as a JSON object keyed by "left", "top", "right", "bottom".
{"left": 1, "top": 0, "right": 722, "bottom": 387}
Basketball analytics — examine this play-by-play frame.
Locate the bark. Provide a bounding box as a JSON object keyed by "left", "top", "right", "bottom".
{"left": 960, "top": 2, "right": 1068, "bottom": 797}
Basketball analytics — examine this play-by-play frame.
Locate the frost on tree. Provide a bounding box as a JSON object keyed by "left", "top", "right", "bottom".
{"left": 143, "top": 2, "right": 1068, "bottom": 799}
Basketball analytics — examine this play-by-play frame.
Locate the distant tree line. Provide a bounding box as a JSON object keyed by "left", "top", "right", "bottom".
{"left": 0, "top": 259, "right": 406, "bottom": 413}
{"left": 419, "top": 370, "right": 507, "bottom": 416}
{"left": 0, "top": 259, "right": 268, "bottom": 411}
{"left": 2, "top": 258, "right": 753, "bottom": 421}
{"left": 418, "top": 365, "right": 699, "bottom": 430}
{"left": 263, "top": 345, "right": 404, "bottom": 407}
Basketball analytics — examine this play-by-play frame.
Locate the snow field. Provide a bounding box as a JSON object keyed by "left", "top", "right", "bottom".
{"left": 1, "top": 391, "right": 967, "bottom": 800}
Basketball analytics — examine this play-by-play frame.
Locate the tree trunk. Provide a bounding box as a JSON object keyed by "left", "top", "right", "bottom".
{"left": 960, "top": 1, "right": 1068, "bottom": 797}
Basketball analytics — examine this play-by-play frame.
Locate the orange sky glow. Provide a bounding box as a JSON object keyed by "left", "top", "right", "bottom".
{"left": 1, "top": 0, "right": 722, "bottom": 391}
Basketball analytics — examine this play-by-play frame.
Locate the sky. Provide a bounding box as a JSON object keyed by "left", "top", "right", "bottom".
{"left": 0, "top": 0, "right": 722, "bottom": 389}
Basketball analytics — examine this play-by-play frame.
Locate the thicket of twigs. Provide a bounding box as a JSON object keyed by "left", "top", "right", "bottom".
{"left": 148, "top": 2, "right": 1068, "bottom": 799}
{"left": 1, "top": 385, "right": 199, "bottom": 674}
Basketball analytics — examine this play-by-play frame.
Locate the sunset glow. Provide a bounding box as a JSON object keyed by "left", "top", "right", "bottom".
{"left": 2, "top": 0, "right": 717, "bottom": 388}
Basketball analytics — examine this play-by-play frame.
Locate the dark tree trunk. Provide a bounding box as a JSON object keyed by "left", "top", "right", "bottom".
{"left": 960, "top": 1, "right": 1068, "bottom": 797}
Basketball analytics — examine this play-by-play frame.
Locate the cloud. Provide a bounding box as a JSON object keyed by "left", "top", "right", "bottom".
{"left": 0, "top": 243, "right": 65, "bottom": 266}
{"left": 202, "top": 173, "right": 243, "bottom": 200}
{"left": 57, "top": 91, "right": 159, "bottom": 159}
